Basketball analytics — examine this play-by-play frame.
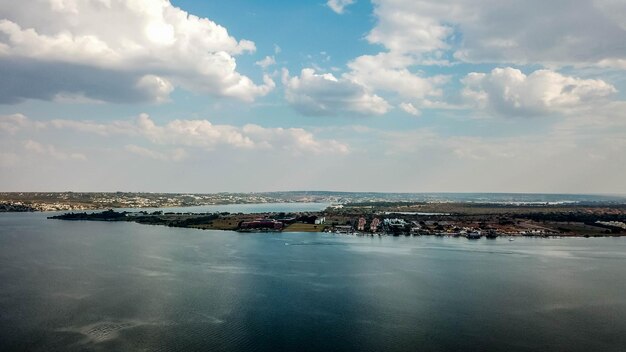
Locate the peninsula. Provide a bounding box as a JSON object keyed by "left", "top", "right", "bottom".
{"left": 49, "top": 200, "right": 626, "bottom": 238}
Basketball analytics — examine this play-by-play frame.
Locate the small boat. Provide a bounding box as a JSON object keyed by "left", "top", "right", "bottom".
{"left": 466, "top": 231, "right": 481, "bottom": 240}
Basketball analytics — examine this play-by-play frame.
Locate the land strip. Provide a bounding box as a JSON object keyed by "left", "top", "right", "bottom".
{"left": 48, "top": 201, "right": 626, "bottom": 238}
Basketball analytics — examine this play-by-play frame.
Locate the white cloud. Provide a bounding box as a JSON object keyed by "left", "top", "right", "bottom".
{"left": 347, "top": 53, "right": 444, "bottom": 100}
{"left": 135, "top": 75, "right": 174, "bottom": 103}
{"left": 0, "top": 113, "right": 29, "bottom": 134}
{"left": 367, "top": 1, "right": 452, "bottom": 57}
{"left": 124, "top": 144, "right": 187, "bottom": 161}
{"left": 462, "top": 67, "right": 617, "bottom": 117}
{"left": 334, "top": 9, "right": 453, "bottom": 115}
{"left": 23, "top": 139, "right": 86, "bottom": 161}
{"left": 135, "top": 113, "right": 256, "bottom": 150}
{"left": 242, "top": 124, "right": 350, "bottom": 155}
{"left": 10, "top": 113, "right": 350, "bottom": 155}
{"left": 597, "top": 59, "right": 626, "bottom": 70}
{"left": 135, "top": 114, "right": 350, "bottom": 154}
{"left": 366, "top": 0, "right": 626, "bottom": 68}
{"left": 282, "top": 68, "right": 390, "bottom": 116}
{"left": 327, "top": 0, "right": 355, "bottom": 14}
{"left": 399, "top": 102, "right": 420, "bottom": 116}
{"left": 0, "top": 0, "right": 273, "bottom": 104}
{"left": 255, "top": 56, "right": 276, "bottom": 69}
{"left": 322, "top": 0, "right": 624, "bottom": 118}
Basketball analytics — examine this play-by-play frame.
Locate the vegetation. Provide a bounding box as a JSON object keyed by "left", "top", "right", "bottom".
{"left": 49, "top": 209, "right": 127, "bottom": 220}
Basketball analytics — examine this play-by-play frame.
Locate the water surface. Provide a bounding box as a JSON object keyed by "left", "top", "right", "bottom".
{"left": 0, "top": 211, "right": 624, "bottom": 351}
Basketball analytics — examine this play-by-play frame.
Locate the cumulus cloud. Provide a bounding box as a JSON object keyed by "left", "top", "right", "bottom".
{"left": 313, "top": 0, "right": 625, "bottom": 119}
{"left": 346, "top": 53, "right": 445, "bottom": 100}
{"left": 9, "top": 113, "right": 349, "bottom": 155}
{"left": 23, "top": 139, "right": 86, "bottom": 160}
{"left": 325, "top": 0, "right": 624, "bottom": 118}
{"left": 462, "top": 67, "right": 617, "bottom": 116}
{"left": 135, "top": 113, "right": 256, "bottom": 150}
{"left": 282, "top": 68, "right": 390, "bottom": 116}
{"left": 366, "top": 0, "right": 626, "bottom": 68}
{"left": 333, "top": 7, "right": 453, "bottom": 115}
{"left": 0, "top": 0, "right": 273, "bottom": 104}
{"left": 327, "top": 0, "right": 355, "bottom": 14}
{"left": 242, "top": 124, "right": 350, "bottom": 154}
{"left": 135, "top": 114, "right": 349, "bottom": 154}
{"left": 367, "top": 1, "right": 452, "bottom": 58}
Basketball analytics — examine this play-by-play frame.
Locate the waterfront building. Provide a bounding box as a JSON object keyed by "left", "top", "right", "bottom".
{"left": 357, "top": 217, "right": 366, "bottom": 231}
{"left": 315, "top": 216, "right": 326, "bottom": 225}
{"left": 370, "top": 218, "right": 380, "bottom": 232}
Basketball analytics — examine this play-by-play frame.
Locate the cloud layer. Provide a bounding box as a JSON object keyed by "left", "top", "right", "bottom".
{"left": 0, "top": 0, "right": 273, "bottom": 104}
{"left": 1, "top": 113, "right": 349, "bottom": 156}
{"left": 367, "top": 0, "right": 626, "bottom": 67}
{"left": 1, "top": 1, "right": 625, "bottom": 193}
{"left": 283, "top": 68, "right": 390, "bottom": 116}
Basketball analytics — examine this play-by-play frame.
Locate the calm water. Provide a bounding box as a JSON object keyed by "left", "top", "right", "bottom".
{"left": 111, "top": 202, "right": 331, "bottom": 214}
{"left": 1, "top": 210, "right": 625, "bottom": 351}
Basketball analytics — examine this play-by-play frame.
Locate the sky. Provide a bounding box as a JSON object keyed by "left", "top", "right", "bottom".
{"left": 0, "top": 0, "right": 625, "bottom": 193}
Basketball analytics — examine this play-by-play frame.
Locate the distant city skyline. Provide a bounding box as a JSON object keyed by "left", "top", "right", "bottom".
{"left": 1, "top": 0, "right": 625, "bottom": 193}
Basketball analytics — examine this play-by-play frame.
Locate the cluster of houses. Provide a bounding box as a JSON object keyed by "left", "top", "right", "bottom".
{"left": 330, "top": 217, "right": 511, "bottom": 238}
{"left": 328, "top": 216, "right": 558, "bottom": 238}
{"left": 237, "top": 213, "right": 554, "bottom": 238}
{"left": 332, "top": 217, "right": 409, "bottom": 234}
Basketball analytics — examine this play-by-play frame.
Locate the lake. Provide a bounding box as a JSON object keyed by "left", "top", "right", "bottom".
{"left": 0, "top": 207, "right": 625, "bottom": 351}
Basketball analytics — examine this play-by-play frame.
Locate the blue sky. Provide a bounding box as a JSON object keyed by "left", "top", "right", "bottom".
{"left": 0, "top": 0, "right": 625, "bottom": 193}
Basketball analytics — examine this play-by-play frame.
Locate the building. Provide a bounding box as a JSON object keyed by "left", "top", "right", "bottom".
{"left": 370, "top": 218, "right": 380, "bottom": 232}
{"left": 357, "top": 217, "right": 366, "bottom": 231}
{"left": 383, "top": 218, "right": 408, "bottom": 234}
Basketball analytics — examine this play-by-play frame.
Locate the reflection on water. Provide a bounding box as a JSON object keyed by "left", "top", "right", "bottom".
{"left": 0, "top": 212, "right": 625, "bottom": 351}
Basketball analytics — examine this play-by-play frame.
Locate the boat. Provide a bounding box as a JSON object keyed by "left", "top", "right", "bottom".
{"left": 466, "top": 231, "right": 482, "bottom": 239}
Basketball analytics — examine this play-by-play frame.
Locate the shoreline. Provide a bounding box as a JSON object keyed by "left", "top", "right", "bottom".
{"left": 46, "top": 217, "right": 626, "bottom": 239}
{"left": 47, "top": 206, "right": 626, "bottom": 238}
